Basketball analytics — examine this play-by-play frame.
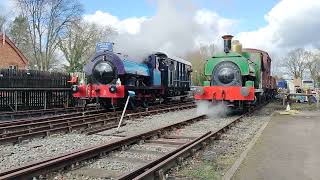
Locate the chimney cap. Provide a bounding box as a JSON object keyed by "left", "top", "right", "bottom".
{"left": 222, "top": 35, "right": 234, "bottom": 40}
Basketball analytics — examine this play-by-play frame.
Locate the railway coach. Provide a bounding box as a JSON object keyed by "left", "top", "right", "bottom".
{"left": 70, "top": 43, "right": 192, "bottom": 109}
{"left": 194, "top": 35, "right": 276, "bottom": 111}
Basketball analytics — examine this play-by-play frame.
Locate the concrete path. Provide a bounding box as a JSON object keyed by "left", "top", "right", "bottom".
{"left": 233, "top": 111, "right": 320, "bottom": 180}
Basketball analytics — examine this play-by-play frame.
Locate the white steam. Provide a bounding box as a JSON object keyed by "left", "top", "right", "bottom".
{"left": 84, "top": 0, "right": 236, "bottom": 60}
{"left": 196, "top": 101, "right": 229, "bottom": 118}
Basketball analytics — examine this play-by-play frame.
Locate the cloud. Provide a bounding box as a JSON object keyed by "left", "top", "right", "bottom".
{"left": 83, "top": 11, "right": 148, "bottom": 34}
{"left": 237, "top": 0, "right": 320, "bottom": 59}
{"left": 83, "top": 0, "right": 320, "bottom": 70}
{"left": 84, "top": 0, "right": 236, "bottom": 59}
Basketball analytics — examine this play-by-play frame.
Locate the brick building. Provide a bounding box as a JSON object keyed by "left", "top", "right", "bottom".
{"left": 0, "top": 33, "right": 28, "bottom": 70}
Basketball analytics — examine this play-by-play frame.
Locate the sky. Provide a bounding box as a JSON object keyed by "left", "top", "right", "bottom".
{"left": 79, "top": 0, "right": 320, "bottom": 57}
{"left": 80, "top": 0, "right": 280, "bottom": 32}
{"left": 1, "top": 0, "right": 320, "bottom": 70}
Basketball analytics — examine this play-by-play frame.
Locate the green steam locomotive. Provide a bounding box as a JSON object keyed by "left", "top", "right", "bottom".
{"left": 194, "top": 35, "right": 277, "bottom": 110}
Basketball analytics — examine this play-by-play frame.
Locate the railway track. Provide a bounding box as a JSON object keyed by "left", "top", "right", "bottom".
{"left": 0, "top": 100, "right": 192, "bottom": 126}
{"left": 0, "top": 106, "right": 101, "bottom": 121}
{"left": 0, "top": 108, "right": 107, "bottom": 127}
{"left": 0, "top": 104, "right": 265, "bottom": 180}
{"left": 0, "top": 101, "right": 196, "bottom": 144}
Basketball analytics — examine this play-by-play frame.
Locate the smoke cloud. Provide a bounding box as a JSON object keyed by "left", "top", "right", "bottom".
{"left": 196, "top": 101, "right": 229, "bottom": 118}
{"left": 84, "top": 0, "right": 236, "bottom": 60}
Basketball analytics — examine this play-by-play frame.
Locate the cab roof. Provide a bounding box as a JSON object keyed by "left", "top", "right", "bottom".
{"left": 154, "top": 52, "right": 192, "bottom": 66}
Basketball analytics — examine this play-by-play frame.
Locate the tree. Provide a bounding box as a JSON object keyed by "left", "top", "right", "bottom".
{"left": 185, "top": 44, "right": 215, "bottom": 85}
{"left": 8, "top": 15, "right": 34, "bottom": 65}
{"left": 15, "top": 0, "right": 83, "bottom": 71}
{"left": 0, "top": 15, "right": 6, "bottom": 31}
{"left": 282, "top": 48, "right": 310, "bottom": 79}
{"left": 58, "top": 21, "right": 115, "bottom": 73}
{"left": 306, "top": 51, "right": 320, "bottom": 86}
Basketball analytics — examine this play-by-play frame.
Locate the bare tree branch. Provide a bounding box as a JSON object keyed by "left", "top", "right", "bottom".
{"left": 15, "top": 0, "right": 83, "bottom": 71}
{"left": 282, "top": 48, "right": 310, "bottom": 79}
{"left": 58, "top": 21, "right": 115, "bottom": 73}
{"left": 306, "top": 50, "right": 320, "bottom": 85}
{"left": 184, "top": 44, "right": 215, "bottom": 85}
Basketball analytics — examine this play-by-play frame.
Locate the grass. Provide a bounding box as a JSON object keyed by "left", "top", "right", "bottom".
{"left": 179, "top": 162, "right": 222, "bottom": 180}
{"left": 267, "top": 101, "right": 319, "bottom": 111}
{"left": 288, "top": 103, "right": 319, "bottom": 111}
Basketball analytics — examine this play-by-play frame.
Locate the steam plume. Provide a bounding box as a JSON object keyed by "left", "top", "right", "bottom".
{"left": 111, "top": 0, "right": 235, "bottom": 60}
{"left": 196, "top": 101, "right": 229, "bottom": 118}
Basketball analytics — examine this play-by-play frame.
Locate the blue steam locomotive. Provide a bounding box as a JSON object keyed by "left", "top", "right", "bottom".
{"left": 71, "top": 43, "right": 192, "bottom": 109}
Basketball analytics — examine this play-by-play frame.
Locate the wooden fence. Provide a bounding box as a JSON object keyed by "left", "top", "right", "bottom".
{"left": 0, "top": 69, "right": 73, "bottom": 111}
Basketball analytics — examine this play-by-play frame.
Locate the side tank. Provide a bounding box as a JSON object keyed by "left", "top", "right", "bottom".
{"left": 122, "top": 58, "right": 150, "bottom": 77}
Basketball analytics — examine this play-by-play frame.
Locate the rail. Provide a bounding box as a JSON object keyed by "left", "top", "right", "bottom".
{"left": 0, "top": 102, "right": 196, "bottom": 144}
{"left": 0, "top": 103, "right": 267, "bottom": 179}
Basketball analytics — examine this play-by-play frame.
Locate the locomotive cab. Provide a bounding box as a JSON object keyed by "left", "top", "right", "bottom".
{"left": 149, "top": 52, "right": 192, "bottom": 97}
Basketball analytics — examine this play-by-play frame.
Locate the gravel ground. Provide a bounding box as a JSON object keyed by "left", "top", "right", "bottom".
{"left": 170, "top": 103, "right": 276, "bottom": 180}
{"left": 130, "top": 143, "right": 177, "bottom": 153}
{"left": 53, "top": 108, "right": 202, "bottom": 179}
{"left": 56, "top": 107, "right": 236, "bottom": 179}
{"left": 0, "top": 108, "right": 197, "bottom": 173}
{"left": 169, "top": 116, "right": 236, "bottom": 137}
{"left": 1, "top": 101, "right": 272, "bottom": 179}
{"left": 0, "top": 134, "right": 118, "bottom": 172}
{"left": 96, "top": 108, "right": 198, "bottom": 136}
{"left": 112, "top": 150, "right": 161, "bottom": 161}
{"left": 57, "top": 142, "right": 177, "bottom": 180}
{"left": 82, "top": 148, "right": 163, "bottom": 173}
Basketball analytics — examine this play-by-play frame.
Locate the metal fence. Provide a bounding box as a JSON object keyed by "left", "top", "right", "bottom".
{"left": 0, "top": 69, "right": 73, "bottom": 111}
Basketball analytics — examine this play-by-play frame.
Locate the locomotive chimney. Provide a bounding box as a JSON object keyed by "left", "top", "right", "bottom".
{"left": 222, "top": 35, "right": 234, "bottom": 53}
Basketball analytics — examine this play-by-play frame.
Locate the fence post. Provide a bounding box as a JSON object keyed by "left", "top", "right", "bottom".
{"left": 66, "top": 92, "right": 69, "bottom": 108}
{"left": 14, "top": 90, "right": 17, "bottom": 112}
{"left": 44, "top": 91, "right": 47, "bottom": 110}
